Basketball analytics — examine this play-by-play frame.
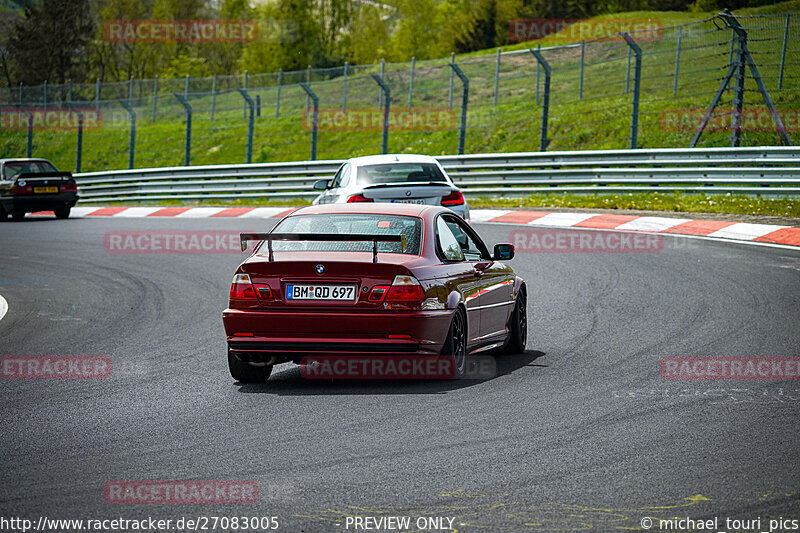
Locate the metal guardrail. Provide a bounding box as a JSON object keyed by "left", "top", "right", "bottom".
{"left": 73, "top": 147, "right": 800, "bottom": 203}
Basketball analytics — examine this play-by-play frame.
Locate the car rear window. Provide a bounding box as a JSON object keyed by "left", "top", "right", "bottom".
{"left": 269, "top": 214, "right": 422, "bottom": 255}
{"left": 356, "top": 163, "right": 446, "bottom": 187}
{"left": 3, "top": 160, "right": 58, "bottom": 180}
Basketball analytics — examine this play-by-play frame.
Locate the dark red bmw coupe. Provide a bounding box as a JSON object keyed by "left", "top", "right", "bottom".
{"left": 222, "top": 203, "right": 527, "bottom": 382}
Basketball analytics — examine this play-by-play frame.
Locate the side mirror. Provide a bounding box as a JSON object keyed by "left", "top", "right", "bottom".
{"left": 493, "top": 243, "right": 515, "bottom": 261}
{"left": 313, "top": 179, "right": 329, "bottom": 191}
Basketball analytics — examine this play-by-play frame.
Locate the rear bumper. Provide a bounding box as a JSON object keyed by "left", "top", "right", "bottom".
{"left": 222, "top": 308, "right": 452, "bottom": 357}
{"left": 1, "top": 193, "right": 78, "bottom": 212}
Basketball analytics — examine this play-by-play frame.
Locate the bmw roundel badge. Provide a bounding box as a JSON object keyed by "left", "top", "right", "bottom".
{"left": 405, "top": 190, "right": 412, "bottom": 196}
{"left": 315, "top": 264, "right": 325, "bottom": 275}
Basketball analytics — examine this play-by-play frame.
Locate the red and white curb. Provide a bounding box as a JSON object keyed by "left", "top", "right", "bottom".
{"left": 27, "top": 206, "right": 800, "bottom": 248}
{"left": 470, "top": 210, "right": 800, "bottom": 248}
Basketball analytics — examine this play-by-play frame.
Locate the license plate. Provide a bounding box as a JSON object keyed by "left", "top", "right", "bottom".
{"left": 391, "top": 199, "right": 425, "bottom": 204}
{"left": 286, "top": 284, "right": 356, "bottom": 301}
{"left": 34, "top": 186, "right": 58, "bottom": 194}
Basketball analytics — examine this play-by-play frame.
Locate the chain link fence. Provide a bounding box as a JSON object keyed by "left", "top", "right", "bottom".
{"left": 0, "top": 12, "right": 797, "bottom": 172}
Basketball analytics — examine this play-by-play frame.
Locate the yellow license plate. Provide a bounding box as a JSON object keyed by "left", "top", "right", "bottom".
{"left": 34, "top": 186, "right": 58, "bottom": 193}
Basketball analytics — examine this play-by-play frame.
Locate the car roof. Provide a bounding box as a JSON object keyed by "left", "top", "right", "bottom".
{"left": 288, "top": 202, "right": 446, "bottom": 218}
{"left": 344, "top": 154, "right": 440, "bottom": 167}
{"left": 0, "top": 158, "right": 54, "bottom": 164}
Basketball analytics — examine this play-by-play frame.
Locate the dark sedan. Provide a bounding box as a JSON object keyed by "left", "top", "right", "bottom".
{"left": 0, "top": 158, "right": 78, "bottom": 220}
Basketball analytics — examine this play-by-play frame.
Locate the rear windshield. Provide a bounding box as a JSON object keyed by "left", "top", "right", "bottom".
{"left": 3, "top": 160, "right": 58, "bottom": 180}
{"left": 269, "top": 213, "right": 422, "bottom": 255}
{"left": 356, "top": 163, "right": 446, "bottom": 187}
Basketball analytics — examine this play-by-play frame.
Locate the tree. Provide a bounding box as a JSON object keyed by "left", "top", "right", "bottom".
{"left": 7, "top": 0, "right": 94, "bottom": 85}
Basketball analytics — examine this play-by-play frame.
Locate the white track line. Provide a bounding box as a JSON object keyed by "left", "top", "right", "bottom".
{"left": 0, "top": 294, "right": 7, "bottom": 322}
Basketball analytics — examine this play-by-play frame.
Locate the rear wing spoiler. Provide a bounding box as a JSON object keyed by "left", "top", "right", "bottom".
{"left": 240, "top": 232, "right": 407, "bottom": 263}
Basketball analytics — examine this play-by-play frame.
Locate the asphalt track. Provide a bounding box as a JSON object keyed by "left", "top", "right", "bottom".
{"left": 1, "top": 216, "right": 799, "bottom": 532}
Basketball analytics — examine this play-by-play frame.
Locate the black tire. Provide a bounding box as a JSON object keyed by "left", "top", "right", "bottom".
{"left": 0, "top": 204, "right": 8, "bottom": 222}
{"left": 55, "top": 206, "right": 71, "bottom": 219}
{"left": 228, "top": 348, "right": 273, "bottom": 383}
{"left": 502, "top": 289, "right": 527, "bottom": 355}
{"left": 11, "top": 209, "right": 25, "bottom": 221}
{"left": 442, "top": 307, "right": 468, "bottom": 378}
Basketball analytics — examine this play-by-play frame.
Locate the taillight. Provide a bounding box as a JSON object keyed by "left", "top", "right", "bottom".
{"left": 59, "top": 182, "right": 77, "bottom": 193}
{"left": 385, "top": 275, "right": 425, "bottom": 302}
{"left": 368, "top": 285, "right": 390, "bottom": 302}
{"left": 11, "top": 184, "right": 32, "bottom": 195}
{"left": 441, "top": 190, "right": 464, "bottom": 206}
{"left": 229, "top": 273, "right": 257, "bottom": 300}
{"left": 347, "top": 194, "right": 373, "bottom": 203}
{"left": 254, "top": 284, "right": 272, "bottom": 301}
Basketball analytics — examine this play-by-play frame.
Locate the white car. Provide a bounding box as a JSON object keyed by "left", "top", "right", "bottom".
{"left": 311, "top": 154, "right": 470, "bottom": 221}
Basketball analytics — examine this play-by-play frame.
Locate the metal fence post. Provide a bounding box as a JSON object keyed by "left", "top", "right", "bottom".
{"left": 256, "top": 95, "right": 261, "bottom": 117}
{"left": 72, "top": 106, "right": 83, "bottom": 173}
{"left": 152, "top": 75, "right": 159, "bottom": 123}
{"left": 23, "top": 109, "right": 33, "bottom": 157}
{"left": 378, "top": 58, "right": 385, "bottom": 109}
{"left": 299, "top": 83, "right": 318, "bottom": 161}
{"left": 95, "top": 78, "right": 100, "bottom": 111}
{"left": 210, "top": 73, "right": 216, "bottom": 121}
{"left": 731, "top": 29, "right": 746, "bottom": 147}
{"left": 449, "top": 52, "right": 455, "bottom": 110}
{"left": 67, "top": 79, "right": 72, "bottom": 105}
{"left": 779, "top": 14, "right": 790, "bottom": 89}
{"left": 408, "top": 57, "right": 415, "bottom": 108}
{"left": 237, "top": 88, "right": 255, "bottom": 163}
{"left": 535, "top": 44, "right": 540, "bottom": 105}
{"left": 242, "top": 70, "right": 247, "bottom": 118}
{"left": 625, "top": 43, "right": 632, "bottom": 94}
{"left": 622, "top": 33, "right": 642, "bottom": 149}
{"left": 673, "top": 26, "right": 683, "bottom": 96}
{"left": 128, "top": 76, "right": 134, "bottom": 106}
{"left": 579, "top": 40, "right": 585, "bottom": 100}
{"left": 118, "top": 99, "right": 136, "bottom": 169}
{"left": 342, "top": 61, "right": 348, "bottom": 111}
{"left": 370, "top": 74, "right": 390, "bottom": 154}
{"left": 530, "top": 49, "right": 550, "bottom": 152}
{"left": 493, "top": 48, "right": 500, "bottom": 106}
{"left": 276, "top": 68, "right": 282, "bottom": 118}
{"left": 173, "top": 93, "right": 192, "bottom": 166}
{"left": 306, "top": 65, "right": 311, "bottom": 111}
{"left": 43, "top": 80, "right": 47, "bottom": 111}
{"left": 449, "top": 63, "right": 469, "bottom": 155}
